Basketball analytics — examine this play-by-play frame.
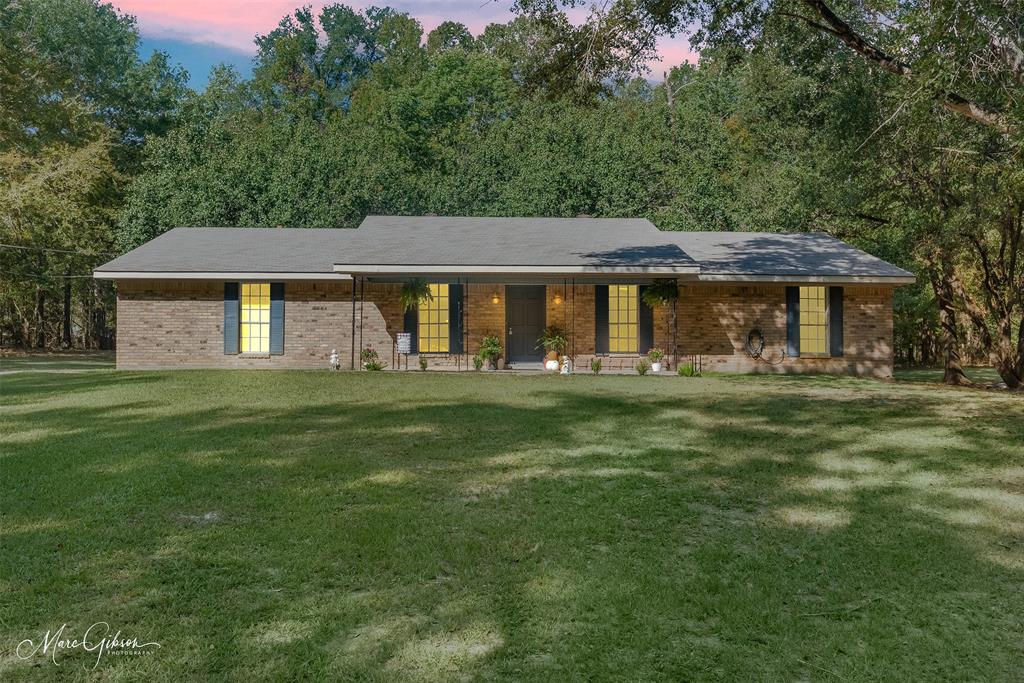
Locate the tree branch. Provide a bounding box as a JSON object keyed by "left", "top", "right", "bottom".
{"left": 797, "top": 0, "right": 1012, "bottom": 133}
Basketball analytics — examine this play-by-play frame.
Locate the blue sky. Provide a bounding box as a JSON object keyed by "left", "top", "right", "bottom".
{"left": 140, "top": 37, "right": 254, "bottom": 89}
{"left": 124, "top": 1, "right": 696, "bottom": 90}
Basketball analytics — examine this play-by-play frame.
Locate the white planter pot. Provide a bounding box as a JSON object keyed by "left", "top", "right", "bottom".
{"left": 651, "top": 362, "right": 663, "bottom": 373}
{"left": 545, "top": 359, "right": 560, "bottom": 371}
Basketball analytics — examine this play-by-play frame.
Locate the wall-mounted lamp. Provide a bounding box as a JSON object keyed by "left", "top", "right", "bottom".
{"left": 553, "top": 294, "right": 563, "bottom": 305}
{"left": 491, "top": 293, "right": 500, "bottom": 305}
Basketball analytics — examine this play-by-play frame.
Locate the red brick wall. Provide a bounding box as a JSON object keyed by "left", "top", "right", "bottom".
{"left": 116, "top": 279, "right": 395, "bottom": 370}
{"left": 115, "top": 279, "right": 894, "bottom": 376}
{"left": 675, "top": 284, "right": 894, "bottom": 377}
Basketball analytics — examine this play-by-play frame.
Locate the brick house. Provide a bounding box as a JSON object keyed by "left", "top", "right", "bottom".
{"left": 94, "top": 216, "right": 914, "bottom": 376}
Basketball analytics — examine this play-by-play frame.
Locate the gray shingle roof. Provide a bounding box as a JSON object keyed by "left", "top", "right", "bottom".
{"left": 95, "top": 228, "right": 354, "bottom": 274}
{"left": 94, "top": 219, "right": 914, "bottom": 282}
{"left": 667, "top": 231, "right": 914, "bottom": 278}
{"left": 340, "top": 216, "right": 696, "bottom": 268}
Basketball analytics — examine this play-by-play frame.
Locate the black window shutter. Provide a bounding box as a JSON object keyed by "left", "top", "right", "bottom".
{"left": 224, "top": 282, "right": 239, "bottom": 354}
{"left": 786, "top": 286, "right": 800, "bottom": 358}
{"left": 403, "top": 306, "right": 418, "bottom": 351}
{"left": 829, "top": 287, "right": 844, "bottom": 357}
{"left": 638, "top": 285, "right": 654, "bottom": 353}
{"left": 595, "top": 285, "right": 609, "bottom": 354}
{"left": 448, "top": 283, "right": 464, "bottom": 354}
{"left": 269, "top": 283, "right": 285, "bottom": 355}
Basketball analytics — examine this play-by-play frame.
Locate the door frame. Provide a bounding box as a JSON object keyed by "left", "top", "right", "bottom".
{"left": 505, "top": 285, "right": 546, "bottom": 362}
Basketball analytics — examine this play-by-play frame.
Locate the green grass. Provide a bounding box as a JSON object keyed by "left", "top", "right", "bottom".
{"left": 2, "top": 363, "right": 1023, "bottom": 681}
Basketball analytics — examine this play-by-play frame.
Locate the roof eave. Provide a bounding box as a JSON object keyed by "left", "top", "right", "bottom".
{"left": 93, "top": 270, "right": 352, "bottom": 280}
{"left": 696, "top": 273, "right": 916, "bottom": 285}
{"left": 332, "top": 264, "right": 701, "bottom": 275}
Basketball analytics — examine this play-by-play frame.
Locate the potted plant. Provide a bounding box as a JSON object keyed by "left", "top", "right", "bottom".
{"left": 478, "top": 334, "right": 502, "bottom": 370}
{"left": 537, "top": 325, "right": 568, "bottom": 369}
{"left": 400, "top": 279, "right": 433, "bottom": 312}
{"left": 648, "top": 348, "right": 664, "bottom": 373}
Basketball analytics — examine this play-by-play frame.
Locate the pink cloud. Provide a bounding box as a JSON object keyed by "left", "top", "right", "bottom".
{"left": 649, "top": 35, "right": 700, "bottom": 74}
{"left": 116, "top": 0, "right": 696, "bottom": 74}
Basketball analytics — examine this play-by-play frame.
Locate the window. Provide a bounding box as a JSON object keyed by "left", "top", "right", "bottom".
{"left": 799, "top": 286, "right": 827, "bottom": 355}
{"left": 608, "top": 284, "right": 638, "bottom": 353}
{"left": 240, "top": 283, "right": 270, "bottom": 353}
{"left": 418, "top": 283, "right": 449, "bottom": 353}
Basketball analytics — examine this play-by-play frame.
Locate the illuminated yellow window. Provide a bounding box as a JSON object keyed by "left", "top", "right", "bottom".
{"left": 240, "top": 283, "right": 270, "bottom": 353}
{"left": 800, "top": 286, "right": 828, "bottom": 355}
{"left": 418, "top": 283, "right": 449, "bottom": 353}
{"left": 608, "top": 284, "right": 638, "bottom": 353}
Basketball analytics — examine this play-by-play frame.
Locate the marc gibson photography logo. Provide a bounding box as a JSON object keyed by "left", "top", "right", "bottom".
{"left": 16, "top": 622, "right": 161, "bottom": 668}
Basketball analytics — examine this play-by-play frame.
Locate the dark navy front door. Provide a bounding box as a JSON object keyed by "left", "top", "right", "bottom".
{"left": 505, "top": 285, "right": 546, "bottom": 362}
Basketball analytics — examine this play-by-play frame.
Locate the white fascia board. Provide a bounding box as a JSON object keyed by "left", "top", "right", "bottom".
{"left": 332, "top": 264, "right": 701, "bottom": 275}
{"left": 696, "top": 273, "right": 916, "bottom": 285}
{"left": 93, "top": 271, "right": 352, "bottom": 280}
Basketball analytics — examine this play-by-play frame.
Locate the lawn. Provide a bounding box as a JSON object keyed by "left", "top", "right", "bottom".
{"left": 2, "top": 361, "right": 1023, "bottom": 680}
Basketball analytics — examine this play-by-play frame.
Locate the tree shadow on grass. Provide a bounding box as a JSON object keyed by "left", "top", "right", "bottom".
{"left": 0, "top": 370, "right": 157, "bottom": 404}
{"left": 1, "top": 378, "right": 1023, "bottom": 680}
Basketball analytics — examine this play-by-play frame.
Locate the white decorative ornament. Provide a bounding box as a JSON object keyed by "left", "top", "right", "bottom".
{"left": 329, "top": 349, "right": 340, "bottom": 370}
{"left": 545, "top": 359, "right": 560, "bottom": 371}
{"left": 560, "top": 357, "right": 573, "bottom": 375}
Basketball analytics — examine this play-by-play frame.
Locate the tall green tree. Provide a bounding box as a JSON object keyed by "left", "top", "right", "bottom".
{"left": 1, "top": 0, "right": 188, "bottom": 348}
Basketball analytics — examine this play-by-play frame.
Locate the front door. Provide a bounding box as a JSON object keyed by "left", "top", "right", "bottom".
{"left": 505, "top": 285, "right": 546, "bottom": 362}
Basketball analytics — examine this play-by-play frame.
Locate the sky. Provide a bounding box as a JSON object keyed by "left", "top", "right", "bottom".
{"left": 119, "top": 0, "right": 698, "bottom": 89}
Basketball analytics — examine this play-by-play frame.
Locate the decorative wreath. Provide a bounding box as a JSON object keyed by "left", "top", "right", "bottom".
{"left": 745, "top": 327, "right": 766, "bottom": 359}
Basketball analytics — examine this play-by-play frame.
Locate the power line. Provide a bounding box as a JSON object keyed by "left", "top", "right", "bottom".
{"left": 0, "top": 271, "right": 96, "bottom": 280}
{"left": 0, "top": 243, "right": 117, "bottom": 256}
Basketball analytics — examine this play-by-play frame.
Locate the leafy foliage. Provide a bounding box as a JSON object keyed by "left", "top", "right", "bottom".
{"left": 6, "top": 0, "right": 1020, "bottom": 386}
{"left": 399, "top": 280, "right": 433, "bottom": 313}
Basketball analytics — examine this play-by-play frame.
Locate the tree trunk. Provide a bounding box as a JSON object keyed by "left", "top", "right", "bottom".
{"left": 930, "top": 272, "right": 971, "bottom": 385}
{"left": 992, "top": 313, "right": 1024, "bottom": 389}
{"left": 34, "top": 286, "right": 46, "bottom": 349}
{"left": 92, "top": 280, "right": 111, "bottom": 350}
{"left": 62, "top": 279, "right": 72, "bottom": 348}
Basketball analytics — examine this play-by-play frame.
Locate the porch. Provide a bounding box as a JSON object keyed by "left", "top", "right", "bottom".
{"left": 347, "top": 279, "right": 683, "bottom": 372}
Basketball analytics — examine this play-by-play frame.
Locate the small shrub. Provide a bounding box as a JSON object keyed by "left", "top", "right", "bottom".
{"left": 419, "top": 356, "right": 428, "bottom": 371}
{"left": 648, "top": 348, "right": 664, "bottom": 362}
{"left": 635, "top": 359, "right": 650, "bottom": 376}
{"left": 478, "top": 335, "right": 502, "bottom": 368}
{"left": 590, "top": 357, "right": 602, "bottom": 374}
{"left": 361, "top": 347, "right": 386, "bottom": 371}
{"left": 678, "top": 362, "right": 700, "bottom": 377}
{"left": 472, "top": 355, "right": 484, "bottom": 371}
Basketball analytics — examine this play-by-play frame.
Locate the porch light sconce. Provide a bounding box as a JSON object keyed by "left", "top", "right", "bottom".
{"left": 491, "top": 293, "right": 500, "bottom": 305}
{"left": 553, "top": 294, "right": 563, "bottom": 305}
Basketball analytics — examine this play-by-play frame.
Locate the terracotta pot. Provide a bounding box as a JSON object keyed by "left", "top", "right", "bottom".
{"left": 546, "top": 350, "right": 559, "bottom": 361}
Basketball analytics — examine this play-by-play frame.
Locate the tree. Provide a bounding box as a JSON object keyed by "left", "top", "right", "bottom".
{"left": 1, "top": 0, "right": 187, "bottom": 348}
